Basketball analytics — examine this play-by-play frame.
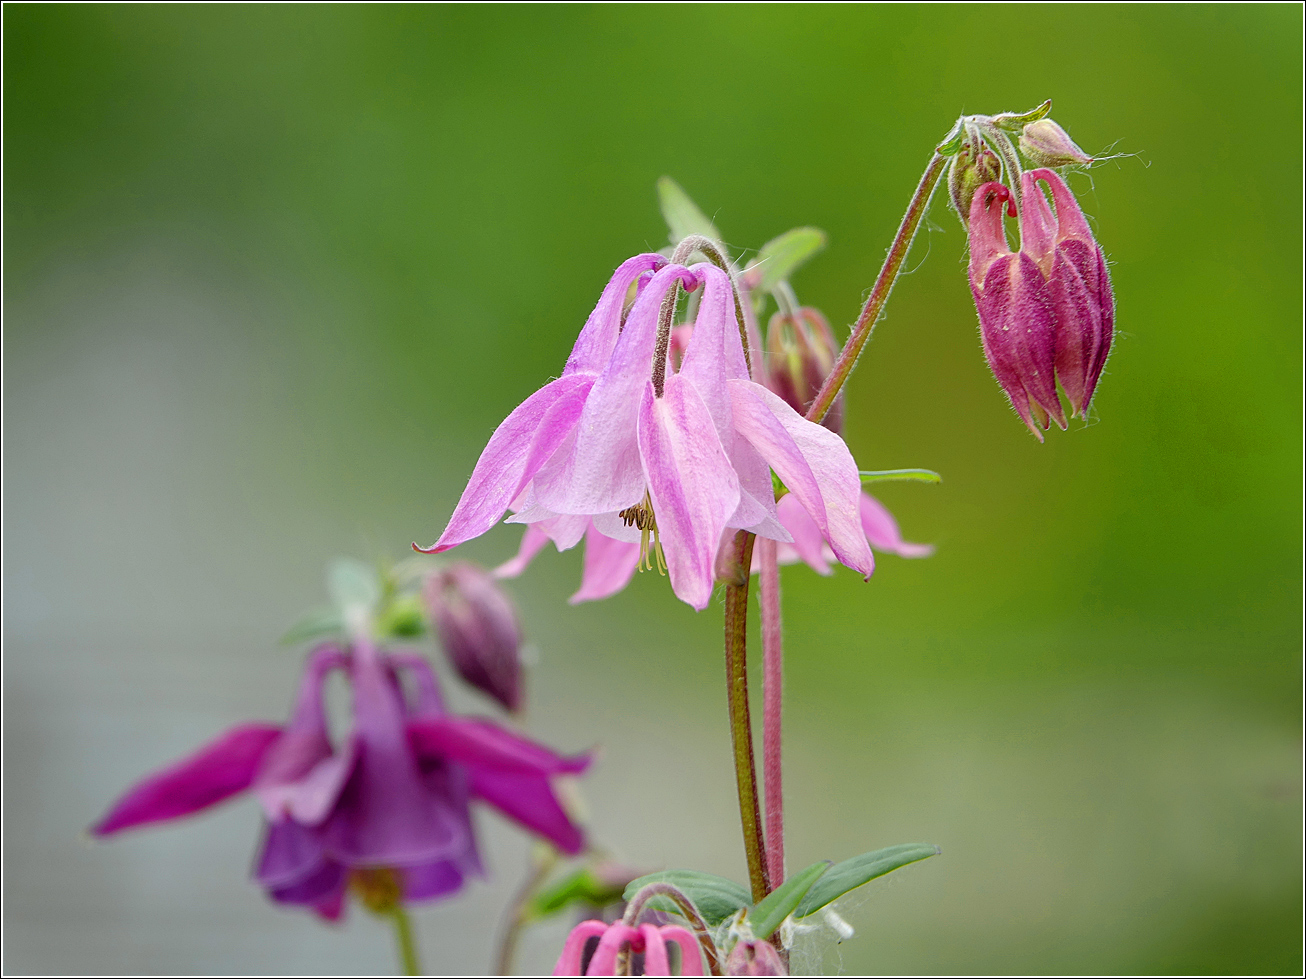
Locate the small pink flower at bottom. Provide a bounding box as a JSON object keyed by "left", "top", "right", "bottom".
{"left": 554, "top": 919, "right": 706, "bottom": 976}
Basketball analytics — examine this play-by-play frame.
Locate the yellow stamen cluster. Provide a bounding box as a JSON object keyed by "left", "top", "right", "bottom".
{"left": 618, "top": 491, "right": 666, "bottom": 575}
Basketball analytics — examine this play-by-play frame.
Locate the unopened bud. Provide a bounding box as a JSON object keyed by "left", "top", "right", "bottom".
{"left": 947, "top": 140, "right": 1002, "bottom": 226}
{"left": 765, "top": 306, "right": 843, "bottom": 433}
{"left": 1019, "top": 119, "right": 1093, "bottom": 168}
{"left": 725, "top": 937, "right": 788, "bottom": 976}
{"left": 424, "top": 563, "right": 523, "bottom": 712}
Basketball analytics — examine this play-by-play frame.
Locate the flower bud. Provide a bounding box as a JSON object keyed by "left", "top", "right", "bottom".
{"left": 725, "top": 937, "right": 788, "bottom": 976}
{"left": 948, "top": 140, "right": 1002, "bottom": 225}
{"left": 765, "top": 306, "right": 842, "bottom": 433}
{"left": 424, "top": 563, "right": 523, "bottom": 712}
{"left": 1019, "top": 119, "right": 1093, "bottom": 168}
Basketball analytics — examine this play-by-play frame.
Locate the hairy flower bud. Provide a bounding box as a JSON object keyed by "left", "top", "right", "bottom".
{"left": 424, "top": 563, "right": 523, "bottom": 712}
{"left": 725, "top": 937, "right": 788, "bottom": 975}
{"left": 1019, "top": 119, "right": 1093, "bottom": 168}
{"left": 765, "top": 306, "right": 843, "bottom": 433}
{"left": 947, "top": 140, "right": 1002, "bottom": 225}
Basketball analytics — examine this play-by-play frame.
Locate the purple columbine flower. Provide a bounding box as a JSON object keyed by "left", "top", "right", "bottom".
{"left": 92, "top": 641, "right": 591, "bottom": 920}
{"left": 422, "top": 253, "right": 876, "bottom": 610}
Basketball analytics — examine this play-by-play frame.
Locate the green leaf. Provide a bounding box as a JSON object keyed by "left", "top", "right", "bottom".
{"left": 657, "top": 177, "right": 721, "bottom": 245}
{"left": 528, "top": 868, "right": 626, "bottom": 921}
{"left": 328, "top": 558, "right": 381, "bottom": 618}
{"left": 622, "top": 870, "right": 752, "bottom": 927}
{"left": 279, "top": 607, "right": 344, "bottom": 646}
{"left": 796, "top": 844, "right": 941, "bottom": 918}
{"left": 751, "top": 227, "right": 828, "bottom": 293}
{"left": 747, "top": 861, "right": 830, "bottom": 940}
{"left": 858, "top": 468, "right": 942, "bottom": 485}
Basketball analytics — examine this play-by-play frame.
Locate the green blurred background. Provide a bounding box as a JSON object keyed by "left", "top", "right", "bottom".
{"left": 4, "top": 5, "right": 1300, "bottom": 975}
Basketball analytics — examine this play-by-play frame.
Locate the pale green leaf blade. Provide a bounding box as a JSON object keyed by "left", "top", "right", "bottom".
{"left": 796, "top": 844, "right": 941, "bottom": 918}
{"left": 858, "top": 469, "right": 942, "bottom": 485}
{"left": 657, "top": 176, "right": 721, "bottom": 245}
{"left": 751, "top": 227, "right": 827, "bottom": 293}
{"left": 280, "top": 607, "right": 344, "bottom": 646}
{"left": 622, "top": 870, "right": 751, "bottom": 927}
{"left": 747, "top": 861, "right": 830, "bottom": 940}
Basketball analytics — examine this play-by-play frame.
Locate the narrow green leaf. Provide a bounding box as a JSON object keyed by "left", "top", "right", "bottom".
{"left": 796, "top": 844, "right": 941, "bottom": 918}
{"left": 657, "top": 177, "right": 721, "bottom": 245}
{"left": 747, "top": 861, "right": 830, "bottom": 940}
{"left": 280, "top": 607, "right": 344, "bottom": 646}
{"left": 751, "top": 227, "right": 828, "bottom": 293}
{"left": 858, "top": 468, "right": 942, "bottom": 485}
{"left": 622, "top": 870, "right": 751, "bottom": 927}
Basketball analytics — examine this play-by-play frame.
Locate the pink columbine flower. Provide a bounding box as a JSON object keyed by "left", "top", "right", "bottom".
{"left": 92, "top": 642, "right": 590, "bottom": 920}
{"left": 967, "top": 170, "right": 1114, "bottom": 437}
{"left": 553, "top": 919, "right": 706, "bottom": 976}
{"left": 424, "top": 254, "right": 875, "bottom": 610}
{"left": 723, "top": 937, "right": 788, "bottom": 976}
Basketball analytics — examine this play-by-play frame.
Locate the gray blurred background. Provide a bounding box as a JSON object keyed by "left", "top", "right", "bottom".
{"left": 4, "top": 6, "right": 1301, "bottom": 975}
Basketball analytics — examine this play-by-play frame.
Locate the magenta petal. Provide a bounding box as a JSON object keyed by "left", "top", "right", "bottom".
{"left": 470, "top": 766, "right": 586, "bottom": 855}
{"left": 659, "top": 926, "right": 706, "bottom": 975}
{"left": 408, "top": 716, "right": 592, "bottom": 776}
{"left": 255, "top": 817, "right": 329, "bottom": 890}
{"left": 402, "top": 853, "right": 483, "bottom": 902}
{"left": 860, "top": 492, "right": 934, "bottom": 558}
{"left": 639, "top": 375, "right": 741, "bottom": 610}
{"left": 554, "top": 920, "right": 610, "bottom": 976}
{"left": 268, "top": 858, "right": 347, "bottom": 910}
{"left": 728, "top": 379, "right": 873, "bottom": 577}
{"left": 422, "top": 373, "right": 595, "bottom": 552}
{"left": 493, "top": 525, "right": 552, "bottom": 579}
{"left": 92, "top": 724, "right": 283, "bottom": 836}
{"left": 534, "top": 265, "right": 697, "bottom": 516}
{"left": 776, "top": 492, "right": 835, "bottom": 575}
{"left": 564, "top": 254, "right": 666, "bottom": 376}
{"left": 586, "top": 922, "right": 640, "bottom": 976}
{"left": 570, "top": 523, "right": 641, "bottom": 604}
{"left": 641, "top": 924, "right": 671, "bottom": 975}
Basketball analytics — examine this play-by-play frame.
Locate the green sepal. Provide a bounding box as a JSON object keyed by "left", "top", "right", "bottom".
{"left": 796, "top": 843, "right": 941, "bottom": 918}
{"left": 378, "top": 594, "right": 427, "bottom": 639}
{"left": 991, "top": 99, "right": 1053, "bottom": 132}
{"left": 528, "top": 868, "right": 627, "bottom": 921}
{"left": 751, "top": 227, "right": 827, "bottom": 294}
{"left": 858, "top": 468, "right": 941, "bottom": 485}
{"left": 622, "top": 870, "right": 752, "bottom": 927}
{"left": 657, "top": 176, "right": 722, "bottom": 245}
{"left": 747, "top": 861, "right": 830, "bottom": 940}
{"left": 280, "top": 607, "right": 344, "bottom": 646}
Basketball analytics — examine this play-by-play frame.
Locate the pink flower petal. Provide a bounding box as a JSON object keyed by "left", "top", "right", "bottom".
{"left": 407, "top": 716, "right": 592, "bottom": 776}
{"left": 553, "top": 920, "right": 610, "bottom": 976}
{"left": 728, "top": 379, "right": 873, "bottom": 577}
{"left": 422, "top": 373, "right": 595, "bottom": 552}
{"left": 860, "top": 492, "right": 934, "bottom": 558}
{"left": 470, "top": 766, "right": 586, "bottom": 855}
{"left": 658, "top": 926, "right": 706, "bottom": 976}
{"left": 640, "top": 924, "right": 671, "bottom": 975}
{"left": 776, "top": 492, "right": 835, "bottom": 575}
{"left": 92, "top": 723, "right": 283, "bottom": 835}
{"left": 639, "top": 375, "right": 741, "bottom": 610}
{"left": 585, "top": 922, "right": 640, "bottom": 976}
{"left": 534, "top": 265, "right": 697, "bottom": 515}
{"left": 570, "top": 523, "right": 642, "bottom": 604}
{"left": 564, "top": 254, "right": 666, "bottom": 376}
{"left": 493, "top": 524, "right": 553, "bottom": 579}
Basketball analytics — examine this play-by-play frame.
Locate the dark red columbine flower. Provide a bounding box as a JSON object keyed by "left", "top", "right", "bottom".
{"left": 92, "top": 641, "right": 591, "bottom": 920}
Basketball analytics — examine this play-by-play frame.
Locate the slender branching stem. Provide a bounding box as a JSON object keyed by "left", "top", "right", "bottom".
{"left": 805, "top": 152, "right": 948, "bottom": 424}
{"left": 758, "top": 537, "right": 785, "bottom": 887}
{"left": 493, "top": 848, "right": 558, "bottom": 976}
{"left": 722, "top": 530, "right": 770, "bottom": 904}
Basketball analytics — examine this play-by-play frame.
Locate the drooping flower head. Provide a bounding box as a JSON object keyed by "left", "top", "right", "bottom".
{"left": 92, "top": 640, "right": 591, "bottom": 920}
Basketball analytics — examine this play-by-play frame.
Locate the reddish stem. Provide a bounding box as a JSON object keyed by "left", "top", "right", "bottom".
{"left": 758, "top": 537, "right": 786, "bottom": 887}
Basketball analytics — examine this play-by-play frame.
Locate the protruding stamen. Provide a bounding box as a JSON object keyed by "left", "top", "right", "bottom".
{"left": 618, "top": 492, "right": 666, "bottom": 575}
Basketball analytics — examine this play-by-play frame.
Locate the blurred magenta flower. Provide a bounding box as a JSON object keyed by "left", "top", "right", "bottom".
{"left": 757, "top": 491, "right": 933, "bottom": 577}
{"left": 92, "top": 641, "right": 591, "bottom": 920}
{"left": 553, "top": 919, "right": 706, "bottom": 976}
{"left": 723, "top": 937, "right": 788, "bottom": 976}
{"left": 424, "top": 562, "right": 524, "bottom": 712}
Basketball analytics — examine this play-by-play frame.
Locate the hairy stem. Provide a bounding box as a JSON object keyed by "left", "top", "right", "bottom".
{"left": 622, "top": 881, "right": 724, "bottom": 976}
{"left": 493, "top": 848, "right": 558, "bottom": 976}
{"left": 390, "top": 905, "right": 422, "bottom": 976}
{"left": 805, "top": 152, "right": 948, "bottom": 424}
{"left": 758, "top": 537, "right": 785, "bottom": 887}
{"left": 722, "top": 530, "right": 770, "bottom": 904}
